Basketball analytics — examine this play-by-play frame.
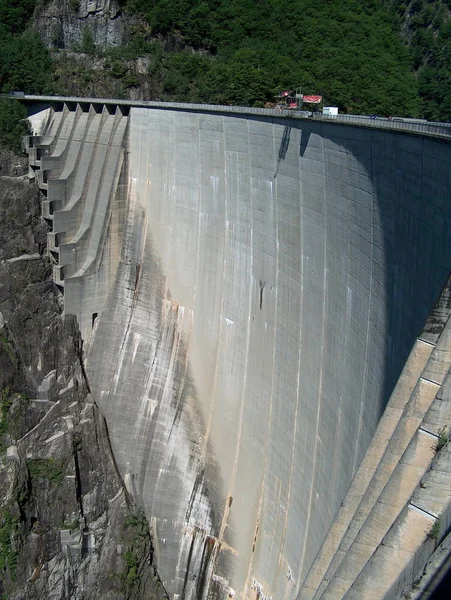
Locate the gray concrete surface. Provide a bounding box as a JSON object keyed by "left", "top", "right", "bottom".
{"left": 310, "top": 303, "right": 451, "bottom": 600}
{"left": 27, "top": 103, "right": 451, "bottom": 600}
{"left": 16, "top": 93, "right": 451, "bottom": 140}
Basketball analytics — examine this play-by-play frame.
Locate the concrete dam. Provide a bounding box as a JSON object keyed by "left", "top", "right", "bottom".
{"left": 26, "top": 99, "right": 451, "bottom": 600}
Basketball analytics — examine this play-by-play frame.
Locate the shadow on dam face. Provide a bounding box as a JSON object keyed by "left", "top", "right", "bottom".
{"left": 84, "top": 109, "right": 451, "bottom": 600}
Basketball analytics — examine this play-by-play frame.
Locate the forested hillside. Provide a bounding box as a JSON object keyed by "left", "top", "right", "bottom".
{"left": 0, "top": 0, "right": 51, "bottom": 150}
{"left": 388, "top": 0, "right": 451, "bottom": 121}
{"left": 0, "top": 0, "right": 450, "bottom": 120}
{"left": 120, "top": 0, "right": 419, "bottom": 115}
{"left": 0, "top": 1, "right": 51, "bottom": 94}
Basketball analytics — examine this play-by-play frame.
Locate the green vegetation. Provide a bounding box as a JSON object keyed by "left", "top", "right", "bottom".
{"left": 27, "top": 458, "right": 65, "bottom": 486}
{"left": 73, "top": 433, "right": 83, "bottom": 452}
{"left": 0, "top": 0, "right": 37, "bottom": 35}
{"left": 0, "top": 510, "right": 20, "bottom": 579}
{"left": 61, "top": 516, "right": 80, "bottom": 533}
{"left": 0, "top": 389, "right": 31, "bottom": 453}
{"left": 0, "top": 0, "right": 52, "bottom": 94}
{"left": 124, "top": 549, "right": 140, "bottom": 582}
{"left": 427, "top": 518, "right": 441, "bottom": 541}
{"left": 0, "top": 332, "right": 15, "bottom": 363}
{"left": 0, "top": 26, "right": 52, "bottom": 94}
{"left": 0, "top": 488, "right": 29, "bottom": 589}
{"left": 389, "top": 0, "right": 451, "bottom": 121}
{"left": 435, "top": 427, "right": 448, "bottom": 452}
{"left": 115, "top": 0, "right": 419, "bottom": 115}
{"left": 0, "top": 0, "right": 51, "bottom": 150}
{"left": 125, "top": 513, "right": 147, "bottom": 528}
{"left": 81, "top": 26, "right": 96, "bottom": 55}
{"left": 0, "top": 388, "right": 13, "bottom": 453}
{"left": 1, "top": 0, "right": 451, "bottom": 124}
{"left": 120, "top": 510, "right": 150, "bottom": 585}
{"left": 0, "top": 100, "right": 30, "bottom": 153}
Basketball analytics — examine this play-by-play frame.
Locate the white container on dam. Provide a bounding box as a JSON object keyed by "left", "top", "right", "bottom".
{"left": 323, "top": 106, "right": 338, "bottom": 116}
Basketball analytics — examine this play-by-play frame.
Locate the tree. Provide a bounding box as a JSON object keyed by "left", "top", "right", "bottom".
{"left": 0, "top": 99, "right": 30, "bottom": 153}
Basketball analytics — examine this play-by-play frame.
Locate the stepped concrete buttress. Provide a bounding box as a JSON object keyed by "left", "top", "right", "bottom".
{"left": 28, "top": 103, "right": 128, "bottom": 335}
{"left": 27, "top": 102, "right": 451, "bottom": 600}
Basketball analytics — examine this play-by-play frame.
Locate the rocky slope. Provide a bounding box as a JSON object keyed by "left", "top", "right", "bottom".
{"left": 0, "top": 151, "right": 167, "bottom": 599}
{"left": 34, "top": 0, "right": 128, "bottom": 50}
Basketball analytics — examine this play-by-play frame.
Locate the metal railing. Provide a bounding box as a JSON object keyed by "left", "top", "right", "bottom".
{"left": 8, "top": 94, "right": 451, "bottom": 141}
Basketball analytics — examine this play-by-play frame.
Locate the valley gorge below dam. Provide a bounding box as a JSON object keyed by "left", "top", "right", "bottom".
{"left": 26, "top": 100, "right": 451, "bottom": 600}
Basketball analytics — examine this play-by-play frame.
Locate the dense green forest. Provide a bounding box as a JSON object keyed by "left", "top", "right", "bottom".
{"left": 0, "top": 0, "right": 51, "bottom": 94}
{"left": 388, "top": 0, "right": 451, "bottom": 121}
{"left": 0, "top": 0, "right": 49, "bottom": 150}
{"left": 0, "top": 0, "right": 451, "bottom": 125}
{"left": 120, "top": 0, "right": 420, "bottom": 115}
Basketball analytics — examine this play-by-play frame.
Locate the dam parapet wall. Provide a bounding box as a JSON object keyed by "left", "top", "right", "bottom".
{"left": 26, "top": 101, "right": 451, "bottom": 599}
{"left": 18, "top": 93, "right": 451, "bottom": 142}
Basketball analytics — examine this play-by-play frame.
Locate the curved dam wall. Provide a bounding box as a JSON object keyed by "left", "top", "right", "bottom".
{"left": 86, "top": 109, "right": 451, "bottom": 599}
{"left": 28, "top": 104, "right": 451, "bottom": 599}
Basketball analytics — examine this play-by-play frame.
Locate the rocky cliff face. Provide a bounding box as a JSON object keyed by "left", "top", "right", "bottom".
{"left": 34, "top": 0, "right": 128, "bottom": 50}
{"left": 0, "top": 152, "right": 167, "bottom": 600}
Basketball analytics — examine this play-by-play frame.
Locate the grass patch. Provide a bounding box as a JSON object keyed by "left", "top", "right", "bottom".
{"left": 61, "top": 516, "right": 79, "bottom": 533}
{"left": 27, "top": 458, "right": 65, "bottom": 486}
{"left": 435, "top": 427, "right": 448, "bottom": 453}
{"left": 427, "top": 518, "right": 441, "bottom": 541}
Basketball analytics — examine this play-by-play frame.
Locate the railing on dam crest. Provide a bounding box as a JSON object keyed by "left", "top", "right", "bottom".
{"left": 7, "top": 93, "right": 451, "bottom": 141}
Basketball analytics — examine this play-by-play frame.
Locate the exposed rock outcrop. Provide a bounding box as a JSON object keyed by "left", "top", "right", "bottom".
{"left": 0, "top": 151, "right": 167, "bottom": 599}
{"left": 34, "top": 0, "right": 128, "bottom": 50}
